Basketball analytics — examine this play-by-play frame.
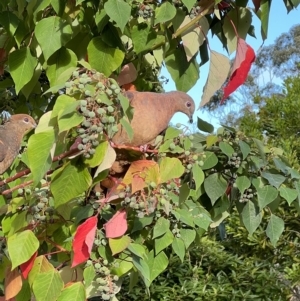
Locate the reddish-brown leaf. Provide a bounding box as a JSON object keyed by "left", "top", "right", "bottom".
{"left": 71, "top": 216, "right": 98, "bottom": 267}
{"left": 131, "top": 175, "right": 145, "bottom": 194}
{"left": 20, "top": 251, "right": 37, "bottom": 279}
{"left": 252, "top": 0, "right": 262, "bottom": 11}
{"left": 121, "top": 160, "right": 157, "bottom": 188}
{"left": 222, "top": 39, "right": 255, "bottom": 103}
{"left": 5, "top": 267, "right": 22, "bottom": 300}
{"left": 104, "top": 209, "right": 127, "bottom": 238}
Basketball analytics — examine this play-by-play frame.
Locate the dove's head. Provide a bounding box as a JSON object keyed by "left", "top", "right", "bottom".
{"left": 8, "top": 114, "right": 37, "bottom": 134}
{"left": 171, "top": 91, "right": 195, "bottom": 123}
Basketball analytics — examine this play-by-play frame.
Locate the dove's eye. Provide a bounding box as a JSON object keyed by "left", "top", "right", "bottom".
{"left": 186, "top": 102, "right": 192, "bottom": 108}
{"left": 24, "top": 117, "right": 29, "bottom": 123}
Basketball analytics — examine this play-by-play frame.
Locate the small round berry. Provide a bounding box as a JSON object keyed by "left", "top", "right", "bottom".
{"left": 18, "top": 188, "right": 23, "bottom": 195}
{"left": 108, "top": 116, "right": 115, "bottom": 123}
{"left": 185, "top": 151, "right": 190, "bottom": 156}
{"left": 107, "top": 106, "right": 114, "bottom": 113}
{"left": 84, "top": 90, "right": 91, "bottom": 96}
{"left": 169, "top": 143, "right": 175, "bottom": 150}
{"left": 88, "top": 111, "right": 95, "bottom": 118}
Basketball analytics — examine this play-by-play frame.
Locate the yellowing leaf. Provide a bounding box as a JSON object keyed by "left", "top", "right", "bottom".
{"left": 200, "top": 50, "right": 230, "bottom": 107}
{"left": 180, "top": 16, "right": 209, "bottom": 62}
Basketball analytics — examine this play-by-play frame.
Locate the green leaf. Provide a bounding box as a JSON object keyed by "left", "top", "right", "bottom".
{"left": 154, "top": 2, "right": 176, "bottom": 25}
{"left": 261, "top": 171, "right": 286, "bottom": 189}
{"left": 153, "top": 217, "right": 170, "bottom": 239}
{"left": 172, "top": 237, "right": 185, "bottom": 263}
{"left": 192, "top": 163, "right": 204, "bottom": 191}
{"left": 127, "top": 243, "right": 146, "bottom": 258}
{"left": 104, "top": 0, "right": 131, "bottom": 32}
{"left": 87, "top": 37, "right": 124, "bottom": 76}
{"left": 266, "top": 214, "right": 284, "bottom": 247}
{"left": 241, "top": 201, "right": 262, "bottom": 235}
{"left": 51, "top": 94, "right": 76, "bottom": 119}
{"left": 165, "top": 47, "right": 199, "bottom": 92}
{"left": 235, "top": 176, "right": 251, "bottom": 194}
{"left": 279, "top": 187, "right": 298, "bottom": 205}
{"left": 83, "top": 265, "right": 96, "bottom": 287}
{"left": 181, "top": 0, "right": 195, "bottom": 11}
{"left": 201, "top": 152, "right": 218, "bottom": 170}
{"left": 28, "top": 130, "right": 56, "bottom": 186}
{"left": 179, "top": 183, "right": 190, "bottom": 205}
{"left": 132, "top": 255, "right": 150, "bottom": 282}
{"left": 58, "top": 111, "right": 84, "bottom": 134}
{"left": 180, "top": 229, "right": 196, "bottom": 249}
{"left": 119, "top": 117, "right": 134, "bottom": 142}
{"left": 164, "top": 127, "right": 181, "bottom": 141}
{"left": 219, "top": 142, "right": 234, "bottom": 157}
{"left": 197, "top": 117, "right": 214, "bottom": 133}
{"left": 131, "top": 23, "right": 165, "bottom": 55}
{"left": 57, "top": 282, "right": 86, "bottom": 301}
{"left": 146, "top": 250, "right": 168, "bottom": 284}
{"left": 8, "top": 48, "right": 38, "bottom": 94}
{"left": 252, "top": 138, "right": 267, "bottom": 161}
{"left": 109, "top": 236, "right": 131, "bottom": 255}
{"left": 35, "top": 16, "right": 72, "bottom": 61}
{"left": 259, "top": 0, "right": 271, "bottom": 40}
{"left": 204, "top": 173, "right": 227, "bottom": 205}
{"left": 155, "top": 229, "right": 174, "bottom": 254}
{"left": 273, "top": 158, "right": 289, "bottom": 174}
{"left": 8, "top": 230, "right": 39, "bottom": 269}
{"left": 132, "top": 215, "right": 154, "bottom": 233}
{"left": 176, "top": 208, "right": 194, "bottom": 227}
{"left": 206, "top": 135, "right": 218, "bottom": 147}
{"left": 257, "top": 185, "right": 278, "bottom": 209}
{"left": 159, "top": 157, "right": 184, "bottom": 183}
{"left": 84, "top": 141, "right": 108, "bottom": 168}
{"left": 32, "top": 270, "right": 64, "bottom": 301}
{"left": 239, "top": 140, "right": 251, "bottom": 159}
{"left": 0, "top": 11, "right": 20, "bottom": 36}
{"left": 46, "top": 47, "right": 77, "bottom": 87}
{"left": 51, "top": 161, "right": 92, "bottom": 208}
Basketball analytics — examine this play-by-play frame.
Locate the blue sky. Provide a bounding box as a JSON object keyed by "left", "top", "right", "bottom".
{"left": 162, "top": 2, "right": 300, "bottom": 128}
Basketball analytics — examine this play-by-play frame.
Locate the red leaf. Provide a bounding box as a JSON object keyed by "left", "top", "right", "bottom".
{"left": 20, "top": 251, "right": 37, "bottom": 279}
{"left": 222, "top": 39, "right": 255, "bottom": 103}
{"left": 71, "top": 216, "right": 98, "bottom": 267}
{"left": 104, "top": 209, "right": 127, "bottom": 238}
{"left": 252, "top": 0, "right": 262, "bottom": 11}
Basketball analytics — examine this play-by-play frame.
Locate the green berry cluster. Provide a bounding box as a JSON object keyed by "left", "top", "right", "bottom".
{"left": 171, "top": 223, "right": 181, "bottom": 238}
{"left": 86, "top": 260, "right": 119, "bottom": 300}
{"left": 137, "top": 4, "right": 153, "bottom": 19}
{"left": 227, "top": 152, "right": 242, "bottom": 168}
{"left": 190, "top": 6, "right": 201, "bottom": 19}
{"left": 21, "top": 187, "right": 55, "bottom": 222}
{"left": 239, "top": 188, "right": 256, "bottom": 203}
{"left": 65, "top": 70, "right": 123, "bottom": 158}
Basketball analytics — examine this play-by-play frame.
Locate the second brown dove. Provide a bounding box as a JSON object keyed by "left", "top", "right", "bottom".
{"left": 112, "top": 90, "right": 195, "bottom": 146}
{"left": 0, "top": 114, "right": 37, "bottom": 174}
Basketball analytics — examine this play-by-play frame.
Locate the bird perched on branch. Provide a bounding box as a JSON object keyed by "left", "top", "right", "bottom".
{"left": 112, "top": 90, "right": 195, "bottom": 147}
{"left": 0, "top": 114, "right": 36, "bottom": 174}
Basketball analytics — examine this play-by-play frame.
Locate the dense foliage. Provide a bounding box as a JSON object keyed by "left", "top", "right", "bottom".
{"left": 0, "top": 1, "right": 299, "bottom": 301}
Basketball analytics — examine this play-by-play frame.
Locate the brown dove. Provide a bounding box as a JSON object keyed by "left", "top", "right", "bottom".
{"left": 112, "top": 91, "right": 195, "bottom": 146}
{"left": 0, "top": 114, "right": 36, "bottom": 174}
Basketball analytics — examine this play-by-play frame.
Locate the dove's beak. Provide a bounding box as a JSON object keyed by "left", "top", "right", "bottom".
{"left": 189, "top": 116, "right": 193, "bottom": 124}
